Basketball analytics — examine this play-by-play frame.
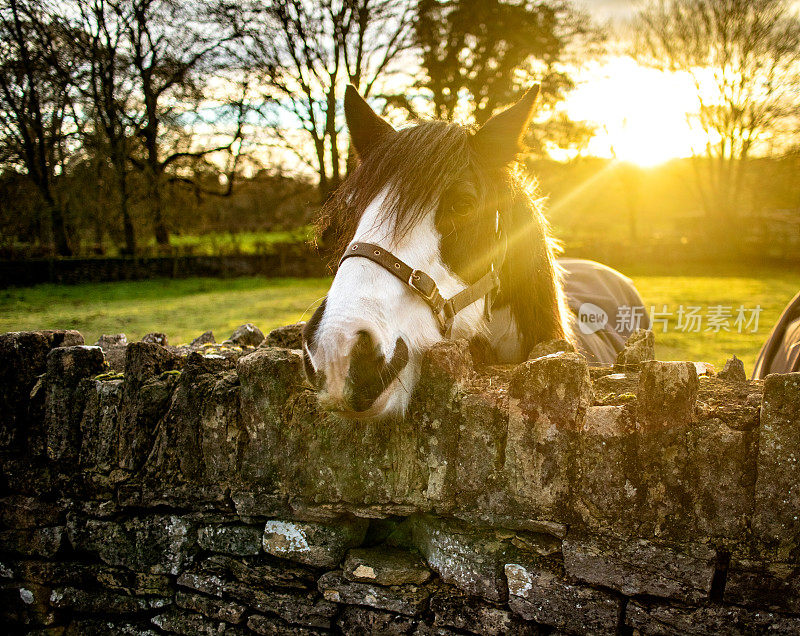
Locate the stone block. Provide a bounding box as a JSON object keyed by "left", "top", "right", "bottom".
{"left": 67, "top": 514, "right": 195, "bottom": 575}
{"left": 66, "top": 616, "right": 160, "bottom": 636}
{"left": 50, "top": 586, "right": 163, "bottom": 614}
{"left": 718, "top": 355, "right": 747, "bottom": 382}
{"left": 754, "top": 372, "right": 800, "bottom": 557}
{"left": 151, "top": 609, "right": 235, "bottom": 636}
{"left": 0, "top": 526, "right": 63, "bottom": 558}
{"left": 247, "top": 613, "right": 326, "bottom": 635}
{"left": 572, "top": 405, "right": 637, "bottom": 534}
{"left": 226, "top": 323, "right": 264, "bottom": 347}
{"left": 411, "top": 515, "right": 509, "bottom": 602}
{"left": 6, "top": 561, "right": 126, "bottom": 590}
{"left": 0, "top": 496, "right": 64, "bottom": 529}
{"left": 96, "top": 333, "right": 128, "bottom": 372}
{"left": 505, "top": 556, "right": 621, "bottom": 634}
{"left": 66, "top": 618, "right": 160, "bottom": 635}
{"left": 725, "top": 559, "right": 800, "bottom": 614}
{"left": 336, "top": 605, "right": 416, "bottom": 635}
{"left": 626, "top": 599, "right": 800, "bottom": 635}
{"left": 563, "top": 534, "right": 716, "bottom": 604}
{"left": 142, "top": 332, "right": 168, "bottom": 346}
{"left": 77, "top": 378, "right": 124, "bottom": 475}
{"left": 685, "top": 417, "right": 756, "bottom": 539}
{"left": 318, "top": 571, "right": 429, "bottom": 616}
{"left": 635, "top": 421, "right": 694, "bottom": 540}
{"left": 230, "top": 491, "right": 288, "bottom": 518}
{"left": 156, "top": 353, "right": 243, "bottom": 489}
{"left": 614, "top": 328, "right": 655, "bottom": 370}
{"left": 430, "top": 584, "right": 538, "bottom": 635}
{"left": 177, "top": 554, "right": 316, "bottom": 596}
{"left": 505, "top": 352, "right": 591, "bottom": 520}
{"left": 117, "top": 342, "right": 181, "bottom": 471}
{"left": 0, "top": 330, "right": 82, "bottom": 450}
{"left": 44, "top": 346, "right": 105, "bottom": 463}
{"left": 265, "top": 322, "right": 305, "bottom": 349}
{"left": 198, "top": 525, "right": 262, "bottom": 556}
{"left": 236, "top": 347, "right": 304, "bottom": 486}
{"left": 636, "top": 361, "right": 698, "bottom": 431}
{"left": 94, "top": 567, "right": 173, "bottom": 597}
{"left": 452, "top": 392, "right": 507, "bottom": 507}
{"left": 225, "top": 583, "right": 338, "bottom": 629}
{"left": 343, "top": 547, "right": 431, "bottom": 586}
{"left": 415, "top": 339, "right": 473, "bottom": 405}
{"left": 0, "top": 582, "right": 56, "bottom": 627}
{"left": 190, "top": 330, "right": 216, "bottom": 347}
{"left": 175, "top": 590, "right": 247, "bottom": 624}
{"left": 262, "top": 519, "right": 367, "bottom": 568}
{"left": 527, "top": 338, "right": 575, "bottom": 360}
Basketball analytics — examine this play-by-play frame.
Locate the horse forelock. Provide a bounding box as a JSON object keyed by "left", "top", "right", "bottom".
{"left": 324, "top": 120, "right": 472, "bottom": 257}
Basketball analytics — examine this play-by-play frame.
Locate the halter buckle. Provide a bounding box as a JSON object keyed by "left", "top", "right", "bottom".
{"left": 408, "top": 270, "right": 441, "bottom": 306}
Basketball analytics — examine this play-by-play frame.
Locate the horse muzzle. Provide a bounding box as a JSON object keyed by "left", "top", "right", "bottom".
{"left": 304, "top": 324, "right": 410, "bottom": 417}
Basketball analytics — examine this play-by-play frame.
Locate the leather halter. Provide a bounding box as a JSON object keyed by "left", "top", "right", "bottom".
{"left": 338, "top": 240, "right": 503, "bottom": 336}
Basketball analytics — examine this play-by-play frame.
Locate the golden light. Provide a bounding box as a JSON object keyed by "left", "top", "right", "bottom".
{"left": 562, "top": 56, "right": 706, "bottom": 167}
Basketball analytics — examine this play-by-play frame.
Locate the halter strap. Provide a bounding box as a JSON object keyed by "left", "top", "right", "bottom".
{"left": 338, "top": 241, "right": 501, "bottom": 335}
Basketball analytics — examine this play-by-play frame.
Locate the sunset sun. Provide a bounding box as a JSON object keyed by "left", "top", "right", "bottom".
{"left": 563, "top": 56, "right": 704, "bottom": 166}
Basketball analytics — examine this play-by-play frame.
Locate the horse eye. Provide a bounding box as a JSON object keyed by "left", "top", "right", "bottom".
{"left": 449, "top": 201, "right": 473, "bottom": 217}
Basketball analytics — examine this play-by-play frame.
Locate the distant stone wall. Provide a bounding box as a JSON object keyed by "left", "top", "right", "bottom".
{"left": 1, "top": 327, "right": 799, "bottom": 635}
{"left": 0, "top": 244, "right": 326, "bottom": 288}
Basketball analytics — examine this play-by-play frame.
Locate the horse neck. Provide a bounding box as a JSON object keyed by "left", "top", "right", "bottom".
{"left": 494, "top": 194, "right": 570, "bottom": 359}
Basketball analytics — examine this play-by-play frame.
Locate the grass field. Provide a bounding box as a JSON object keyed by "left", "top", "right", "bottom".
{"left": 627, "top": 265, "right": 800, "bottom": 373}
{"left": 0, "top": 277, "right": 329, "bottom": 347}
{"left": 1, "top": 264, "right": 797, "bottom": 374}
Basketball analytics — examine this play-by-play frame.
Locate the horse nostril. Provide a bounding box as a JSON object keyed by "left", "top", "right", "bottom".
{"left": 351, "top": 330, "right": 380, "bottom": 362}
{"left": 345, "top": 333, "right": 409, "bottom": 413}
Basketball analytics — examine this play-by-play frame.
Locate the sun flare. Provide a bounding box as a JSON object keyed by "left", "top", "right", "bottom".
{"left": 561, "top": 56, "right": 705, "bottom": 166}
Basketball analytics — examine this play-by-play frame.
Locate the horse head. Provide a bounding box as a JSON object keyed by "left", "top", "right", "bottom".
{"left": 303, "top": 85, "right": 570, "bottom": 419}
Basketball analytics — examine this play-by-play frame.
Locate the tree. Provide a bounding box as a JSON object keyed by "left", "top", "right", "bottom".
{"left": 241, "top": 0, "right": 416, "bottom": 200}
{"left": 0, "top": 0, "right": 76, "bottom": 255}
{"left": 633, "top": 0, "right": 800, "bottom": 233}
{"left": 122, "top": 0, "right": 246, "bottom": 246}
{"left": 67, "top": 0, "right": 139, "bottom": 254}
{"left": 414, "top": 0, "right": 595, "bottom": 127}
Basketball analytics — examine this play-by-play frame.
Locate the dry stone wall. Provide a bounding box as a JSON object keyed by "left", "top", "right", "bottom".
{"left": 1, "top": 325, "right": 799, "bottom": 635}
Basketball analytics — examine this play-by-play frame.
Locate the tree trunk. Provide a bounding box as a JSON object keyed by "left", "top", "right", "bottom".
{"left": 43, "top": 191, "right": 72, "bottom": 257}
{"left": 144, "top": 137, "right": 169, "bottom": 246}
{"left": 326, "top": 86, "right": 342, "bottom": 195}
{"left": 152, "top": 193, "right": 169, "bottom": 246}
{"left": 315, "top": 136, "right": 330, "bottom": 202}
{"left": 117, "top": 170, "right": 136, "bottom": 255}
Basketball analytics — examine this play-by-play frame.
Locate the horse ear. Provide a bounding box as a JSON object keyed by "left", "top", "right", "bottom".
{"left": 344, "top": 85, "right": 395, "bottom": 158}
{"left": 472, "top": 84, "right": 540, "bottom": 165}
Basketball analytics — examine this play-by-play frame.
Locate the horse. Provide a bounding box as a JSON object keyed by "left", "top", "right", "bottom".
{"left": 302, "top": 84, "right": 648, "bottom": 419}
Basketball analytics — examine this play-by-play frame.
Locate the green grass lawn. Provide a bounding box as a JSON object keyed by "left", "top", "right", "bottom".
{"left": 0, "top": 277, "right": 330, "bottom": 346}
{"left": 628, "top": 264, "right": 800, "bottom": 374}
{"left": 1, "top": 264, "right": 797, "bottom": 375}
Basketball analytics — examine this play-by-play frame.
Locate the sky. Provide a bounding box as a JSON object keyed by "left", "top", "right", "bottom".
{"left": 561, "top": 0, "right": 704, "bottom": 165}
{"left": 559, "top": 57, "right": 705, "bottom": 166}
{"left": 578, "top": 0, "right": 640, "bottom": 22}
{"left": 201, "top": 0, "right": 795, "bottom": 174}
